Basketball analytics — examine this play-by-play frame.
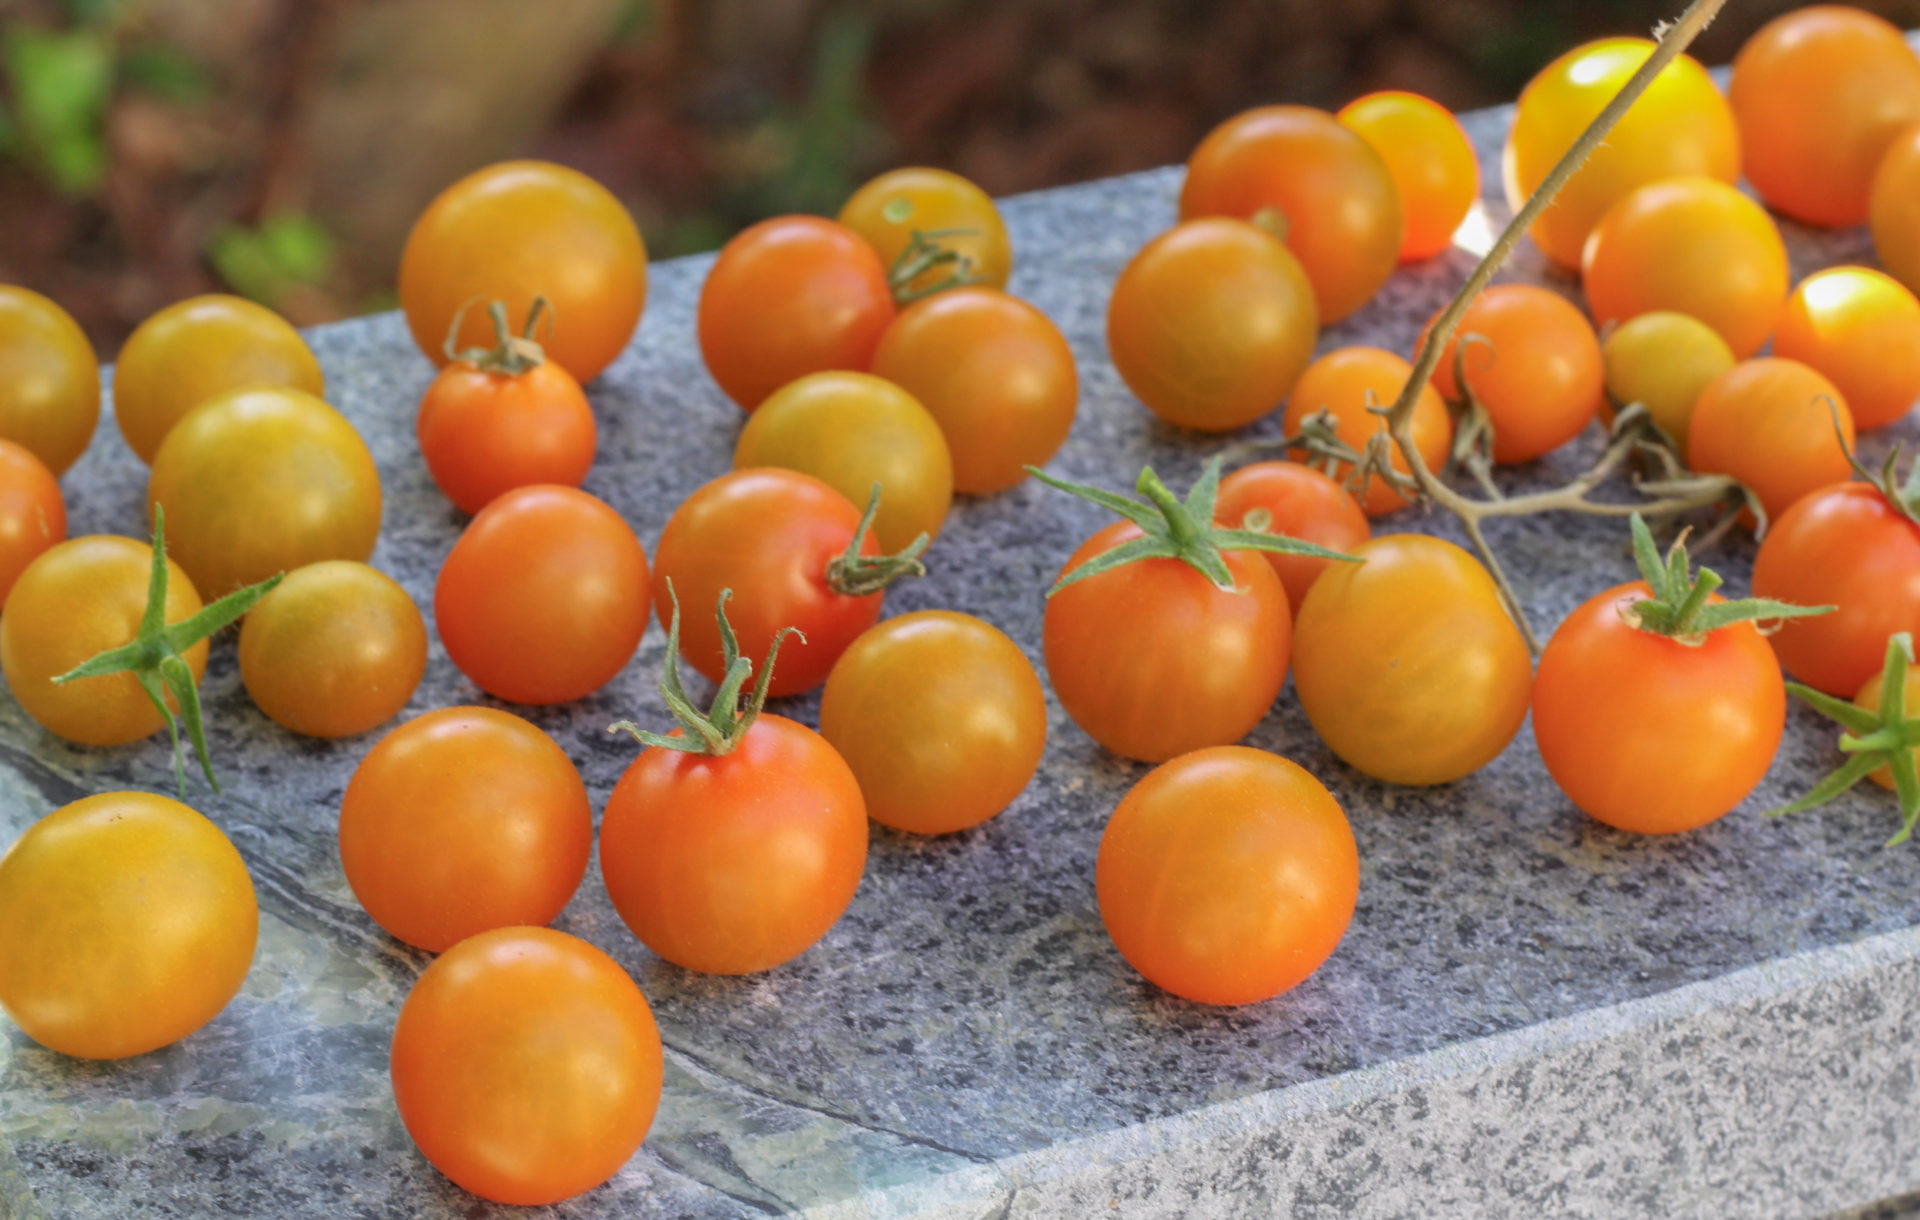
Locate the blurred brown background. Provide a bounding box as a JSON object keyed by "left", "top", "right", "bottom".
{"left": 3, "top": 0, "right": 1917, "bottom": 353}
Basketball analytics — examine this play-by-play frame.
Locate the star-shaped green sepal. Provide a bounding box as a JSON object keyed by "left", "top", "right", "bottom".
{"left": 1621, "top": 512, "right": 1832, "bottom": 644}
{"left": 1772, "top": 633, "right": 1920, "bottom": 847}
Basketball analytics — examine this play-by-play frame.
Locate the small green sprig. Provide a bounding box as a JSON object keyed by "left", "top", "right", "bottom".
{"left": 825, "top": 483, "right": 929, "bottom": 597}
{"left": 885, "top": 223, "right": 986, "bottom": 305}
{"left": 1772, "top": 633, "right": 1920, "bottom": 846}
{"left": 609, "top": 581, "right": 801, "bottom": 756}
{"left": 1622, "top": 512, "right": 1831, "bottom": 644}
{"left": 443, "top": 296, "right": 553, "bottom": 376}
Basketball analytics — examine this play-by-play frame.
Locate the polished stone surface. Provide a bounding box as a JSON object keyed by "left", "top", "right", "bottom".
{"left": 3, "top": 89, "right": 1918, "bottom": 1219}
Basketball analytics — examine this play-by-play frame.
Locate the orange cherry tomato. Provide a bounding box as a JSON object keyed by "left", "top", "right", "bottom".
{"left": 1280, "top": 347, "right": 1452, "bottom": 517}
{"left": 1097, "top": 745, "right": 1357, "bottom": 1006}
{"left": 1581, "top": 176, "right": 1788, "bottom": 360}
{"left": 1773, "top": 267, "right": 1920, "bottom": 431}
{"left": 417, "top": 343, "right": 595, "bottom": 515}
{"left": 1337, "top": 90, "right": 1479, "bottom": 262}
{"left": 1687, "top": 358, "right": 1857, "bottom": 525}
{"left": 0, "top": 439, "right": 65, "bottom": 606}
{"left": 838, "top": 166, "right": 1012, "bottom": 295}
{"left": 1873, "top": 124, "right": 1920, "bottom": 297}
{"left": 1179, "top": 105, "right": 1402, "bottom": 323}
{"left": 238, "top": 561, "right": 426, "bottom": 739}
{"left": 0, "top": 285, "right": 99, "bottom": 476}
{"left": 1214, "top": 461, "right": 1370, "bottom": 610}
{"left": 1422, "top": 284, "right": 1603, "bottom": 464}
{"left": 1106, "top": 218, "right": 1318, "bottom": 432}
{"left": 1856, "top": 662, "right": 1920, "bottom": 790}
{"left": 390, "top": 927, "right": 662, "bottom": 1206}
{"left": 1599, "top": 311, "right": 1735, "bottom": 444}
{"left": 1730, "top": 6, "right": 1920, "bottom": 228}
{"left": 698, "top": 216, "right": 894, "bottom": 411}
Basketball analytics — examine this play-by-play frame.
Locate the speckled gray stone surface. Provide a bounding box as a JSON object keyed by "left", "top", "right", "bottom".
{"left": 4, "top": 84, "right": 1920, "bottom": 1220}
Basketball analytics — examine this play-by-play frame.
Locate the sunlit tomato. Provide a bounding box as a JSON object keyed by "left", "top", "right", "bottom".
{"left": 1293, "top": 534, "right": 1532, "bottom": 785}
{"left": 1773, "top": 267, "right": 1920, "bottom": 431}
{"left": 819, "top": 610, "right": 1047, "bottom": 835}
{"left": 1178, "top": 105, "right": 1401, "bottom": 323}
{"left": 416, "top": 340, "right": 595, "bottom": 514}
{"left": 1421, "top": 284, "right": 1603, "bottom": 464}
{"left": 0, "top": 439, "right": 64, "bottom": 606}
{"left": 1, "top": 535, "right": 206, "bottom": 745}
{"left": 1534, "top": 582, "right": 1786, "bottom": 833}
{"left": 238, "top": 561, "right": 426, "bottom": 738}
{"left": 147, "top": 386, "right": 382, "bottom": 596}
{"left": 1280, "top": 347, "right": 1451, "bottom": 517}
{"left": 733, "top": 370, "right": 952, "bottom": 552}
{"left": 390, "top": 927, "right": 661, "bottom": 1206}
{"left": 1687, "top": 359, "right": 1857, "bottom": 525}
{"left": 1581, "top": 177, "right": 1788, "bottom": 360}
{"left": 1105, "top": 218, "right": 1318, "bottom": 432}
{"left": 870, "top": 287, "right": 1076, "bottom": 493}
{"left": 1214, "top": 462, "right": 1369, "bottom": 609}
{"left": 1856, "top": 662, "right": 1920, "bottom": 790}
{"left": 1503, "top": 38, "right": 1738, "bottom": 268}
{"left": 601, "top": 714, "right": 868, "bottom": 974}
{"left": 112, "top": 294, "right": 324, "bottom": 464}
{"left": 400, "top": 160, "right": 646, "bottom": 384}
{"left": 838, "top": 166, "right": 1013, "bottom": 296}
{"left": 340, "top": 707, "right": 592, "bottom": 951}
{"left": 1753, "top": 482, "right": 1920, "bottom": 698}
{"left": 0, "top": 285, "right": 98, "bottom": 476}
{"left": 0, "top": 791, "right": 255, "bottom": 1059}
{"left": 1599, "top": 310, "right": 1735, "bottom": 443}
{"left": 435, "top": 485, "right": 649, "bottom": 705}
{"left": 1730, "top": 6, "right": 1920, "bottom": 228}
{"left": 1337, "top": 91, "right": 1479, "bottom": 262}
{"left": 1097, "top": 746, "right": 1357, "bottom": 1005}
{"left": 698, "top": 216, "right": 894, "bottom": 411}
{"left": 1874, "top": 124, "right": 1920, "bottom": 297}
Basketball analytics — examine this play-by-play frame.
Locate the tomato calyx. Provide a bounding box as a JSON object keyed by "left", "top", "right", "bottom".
{"left": 886, "top": 224, "right": 985, "bottom": 305}
{"left": 1250, "top": 206, "right": 1291, "bottom": 243}
{"left": 824, "top": 483, "right": 931, "bottom": 597}
{"left": 443, "top": 297, "right": 553, "bottom": 376}
{"left": 52, "top": 507, "right": 284, "bottom": 794}
{"left": 609, "top": 581, "right": 803, "bottom": 756}
{"left": 1619, "top": 512, "right": 1829, "bottom": 646}
{"left": 1838, "top": 424, "right": 1920, "bottom": 528}
{"left": 1772, "top": 633, "right": 1920, "bottom": 846}
{"left": 1029, "top": 455, "right": 1357, "bottom": 595}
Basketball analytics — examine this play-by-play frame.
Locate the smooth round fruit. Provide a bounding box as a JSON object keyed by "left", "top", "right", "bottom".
{"left": 0, "top": 791, "right": 256, "bottom": 1059}
{"left": 0, "top": 285, "right": 99, "bottom": 475}
{"left": 1293, "top": 534, "right": 1532, "bottom": 785}
{"left": 1773, "top": 267, "right": 1920, "bottom": 431}
{"left": 1687, "top": 358, "right": 1857, "bottom": 525}
{"left": 400, "top": 160, "right": 646, "bottom": 384}
{"left": 819, "top": 610, "right": 1047, "bottom": 835}
{"left": 1856, "top": 663, "right": 1920, "bottom": 790}
{"left": 390, "top": 927, "right": 662, "bottom": 1206}
{"left": 1337, "top": 91, "right": 1479, "bottom": 261}
{"left": 238, "top": 561, "right": 426, "bottom": 738}
{"left": 1280, "top": 347, "right": 1452, "bottom": 517}
{"left": 147, "top": 386, "right": 382, "bottom": 596}
{"left": 1599, "top": 311, "right": 1736, "bottom": 443}
{"left": 1422, "top": 284, "right": 1603, "bottom": 464}
{"left": 838, "top": 166, "right": 1012, "bottom": 294}
{"left": 417, "top": 356, "right": 595, "bottom": 514}
{"left": 1106, "top": 218, "right": 1318, "bottom": 432}
{"left": 112, "top": 294, "right": 324, "bottom": 464}
{"left": 0, "top": 439, "right": 65, "bottom": 606}
{"left": 1097, "top": 746, "right": 1358, "bottom": 1006}
{"left": 1214, "top": 461, "right": 1370, "bottom": 610}
{"left": 1874, "top": 124, "right": 1920, "bottom": 297}
{"left": 1178, "top": 105, "right": 1402, "bottom": 322}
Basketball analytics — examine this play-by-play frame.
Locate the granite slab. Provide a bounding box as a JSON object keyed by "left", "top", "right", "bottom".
{"left": 5, "top": 80, "right": 1920, "bottom": 1220}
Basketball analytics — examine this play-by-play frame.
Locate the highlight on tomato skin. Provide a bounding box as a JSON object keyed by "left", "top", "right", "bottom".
{"left": 1772, "top": 267, "right": 1920, "bottom": 432}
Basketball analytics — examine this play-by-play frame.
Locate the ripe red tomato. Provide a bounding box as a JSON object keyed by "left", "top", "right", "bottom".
{"left": 239, "top": 561, "right": 426, "bottom": 739}
{"left": 1337, "top": 91, "right": 1479, "bottom": 262}
{"left": 390, "top": 927, "right": 662, "bottom": 1206}
{"left": 1874, "top": 124, "right": 1920, "bottom": 297}
{"left": 1280, "top": 347, "right": 1452, "bottom": 517}
{"left": 1214, "top": 461, "right": 1369, "bottom": 610}
{"left": 0, "top": 285, "right": 98, "bottom": 476}
{"left": 1686, "top": 358, "right": 1857, "bottom": 525}
{"left": 838, "top": 166, "right": 1013, "bottom": 296}
{"left": 1773, "top": 267, "right": 1920, "bottom": 432}
{"left": 1097, "top": 746, "right": 1358, "bottom": 1006}
{"left": 435, "top": 485, "right": 650, "bottom": 705}
{"left": 1422, "top": 284, "right": 1603, "bottom": 464}
{"left": 0, "top": 438, "right": 65, "bottom": 606}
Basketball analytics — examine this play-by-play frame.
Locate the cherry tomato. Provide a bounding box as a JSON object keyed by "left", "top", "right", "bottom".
{"left": 1105, "top": 218, "right": 1318, "bottom": 432}
{"left": 147, "top": 386, "right": 382, "bottom": 596}
{"left": 1178, "top": 105, "right": 1401, "bottom": 323}
{"left": 1337, "top": 91, "right": 1479, "bottom": 262}
{"left": 238, "top": 561, "right": 426, "bottom": 738}
{"left": 733, "top": 370, "right": 952, "bottom": 552}
{"left": 1, "top": 535, "right": 207, "bottom": 746}
{"left": 435, "top": 485, "right": 649, "bottom": 705}
{"left": 838, "top": 166, "right": 1012, "bottom": 295}
{"left": 1773, "top": 267, "right": 1920, "bottom": 431}
{"left": 1856, "top": 662, "right": 1920, "bottom": 790}
{"left": 1280, "top": 347, "right": 1452, "bottom": 517}
{"left": 870, "top": 287, "right": 1076, "bottom": 493}
{"left": 1582, "top": 177, "right": 1788, "bottom": 360}
{"left": 1293, "top": 534, "right": 1532, "bottom": 785}
{"left": 400, "top": 160, "right": 646, "bottom": 384}
{"left": 1534, "top": 583, "right": 1785, "bottom": 833}
{"left": 1097, "top": 746, "right": 1357, "bottom": 1005}
{"left": 112, "top": 294, "right": 324, "bottom": 464}
{"left": 601, "top": 713, "right": 868, "bottom": 974}
{"left": 1422, "top": 284, "right": 1603, "bottom": 464}
{"left": 1214, "top": 461, "right": 1370, "bottom": 610}
{"left": 0, "top": 439, "right": 65, "bottom": 606}
{"left": 340, "top": 707, "right": 591, "bottom": 951}
{"left": 819, "top": 610, "right": 1047, "bottom": 835}
{"left": 1730, "top": 6, "right": 1920, "bottom": 228}
{"left": 1504, "top": 38, "right": 1738, "bottom": 269}
{"left": 417, "top": 330, "right": 596, "bottom": 515}
{"left": 1599, "top": 311, "right": 1735, "bottom": 443}
{"left": 698, "top": 216, "right": 894, "bottom": 411}
{"left": 0, "top": 285, "right": 98, "bottom": 476}
{"left": 390, "top": 927, "right": 661, "bottom": 1206}
{"left": 1687, "top": 358, "right": 1857, "bottom": 525}
{"left": 0, "top": 791, "right": 256, "bottom": 1059}
{"left": 1753, "top": 482, "right": 1920, "bottom": 698}
{"left": 1873, "top": 123, "right": 1920, "bottom": 297}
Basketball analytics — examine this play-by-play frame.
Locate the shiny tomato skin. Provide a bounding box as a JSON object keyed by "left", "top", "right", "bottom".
{"left": 1423, "top": 284, "right": 1604, "bottom": 464}
{"left": 599, "top": 715, "right": 868, "bottom": 975}
{"left": 1856, "top": 663, "right": 1920, "bottom": 790}
{"left": 1599, "top": 311, "right": 1735, "bottom": 443}
{"left": 238, "top": 561, "right": 427, "bottom": 739}
{"left": 1752, "top": 482, "right": 1920, "bottom": 698}
{"left": 1280, "top": 347, "right": 1452, "bottom": 517}
{"left": 417, "top": 358, "right": 596, "bottom": 514}
{"left": 390, "top": 927, "right": 662, "bottom": 1206}
{"left": 1534, "top": 582, "right": 1786, "bottom": 833}
{"left": 1214, "top": 461, "right": 1370, "bottom": 610}
{"left": 1686, "top": 358, "right": 1857, "bottom": 525}
{"left": 1874, "top": 124, "right": 1920, "bottom": 297}
{"left": 838, "top": 166, "right": 1013, "bottom": 293}
{"left": 1773, "top": 267, "right": 1920, "bottom": 431}
{"left": 1097, "top": 746, "right": 1358, "bottom": 1006}
{"left": 0, "top": 286, "right": 98, "bottom": 477}
{"left": 1337, "top": 91, "right": 1480, "bottom": 262}
{"left": 0, "top": 439, "right": 65, "bottom": 607}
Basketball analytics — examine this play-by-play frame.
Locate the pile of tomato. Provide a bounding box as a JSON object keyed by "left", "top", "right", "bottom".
{"left": 1, "top": 4, "right": 1919, "bottom": 1207}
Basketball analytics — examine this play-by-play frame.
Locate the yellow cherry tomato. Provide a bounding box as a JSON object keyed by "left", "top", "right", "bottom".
{"left": 239, "top": 561, "right": 427, "bottom": 739}
{"left": 1337, "top": 91, "right": 1480, "bottom": 262}
{"left": 838, "top": 167, "right": 1013, "bottom": 297}
{"left": 0, "top": 285, "right": 99, "bottom": 475}
{"left": 1600, "top": 310, "right": 1736, "bottom": 443}
{"left": 1773, "top": 267, "right": 1920, "bottom": 431}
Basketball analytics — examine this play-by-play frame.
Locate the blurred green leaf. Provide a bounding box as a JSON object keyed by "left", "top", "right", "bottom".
{"left": 3, "top": 26, "right": 114, "bottom": 194}
{"left": 122, "top": 44, "right": 210, "bottom": 103}
{"left": 744, "top": 7, "right": 883, "bottom": 219}
{"left": 62, "top": 0, "right": 128, "bottom": 24}
{"left": 209, "top": 214, "right": 335, "bottom": 304}
{"left": 612, "top": 0, "right": 656, "bottom": 42}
